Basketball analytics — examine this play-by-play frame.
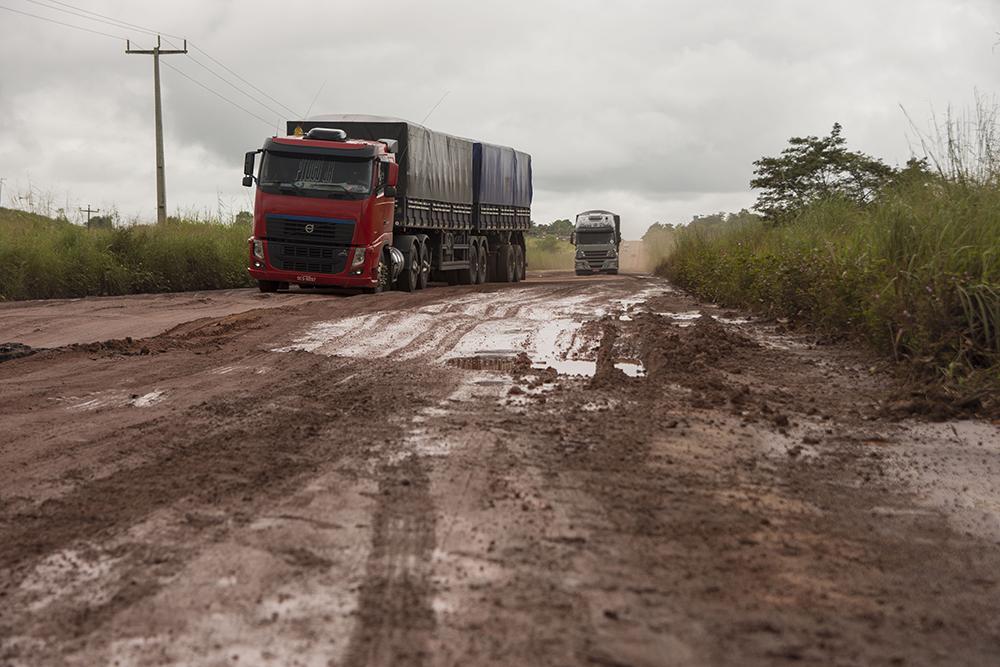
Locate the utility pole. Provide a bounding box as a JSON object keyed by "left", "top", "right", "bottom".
{"left": 79, "top": 204, "right": 99, "bottom": 227}
{"left": 126, "top": 35, "right": 187, "bottom": 225}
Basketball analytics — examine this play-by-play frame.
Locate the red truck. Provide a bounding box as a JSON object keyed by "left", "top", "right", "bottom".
{"left": 243, "top": 115, "right": 532, "bottom": 293}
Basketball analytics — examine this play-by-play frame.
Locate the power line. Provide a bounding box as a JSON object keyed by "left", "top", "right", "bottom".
{"left": 0, "top": 3, "right": 126, "bottom": 40}
{"left": 27, "top": 0, "right": 168, "bottom": 37}
{"left": 23, "top": 0, "right": 156, "bottom": 36}
{"left": 24, "top": 0, "right": 301, "bottom": 119}
{"left": 159, "top": 58, "right": 277, "bottom": 127}
{"left": 160, "top": 41, "right": 293, "bottom": 121}
{"left": 0, "top": 6, "right": 281, "bottom": 129}
{"left": 184, "top": 42, "right": 302, "bottom": 118}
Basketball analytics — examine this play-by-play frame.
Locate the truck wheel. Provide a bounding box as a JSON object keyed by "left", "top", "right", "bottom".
{"left": 396, "top": 243, "right": 419, "bottom": 292}
{"left": 364, "top": 256, "right": 390, "bottom": 294}
{"left": 258, "top": 280, "right": 279, "bottom": 293}
{"left": 458, "top": 244, "right": 478, "bottom": 285}
{"left": 513, "top": 245, "right": 524, "bottom": 283}
{"left": 516, "top": 246, "right": 526, "bottom": 282}
{"left": 475, "top": 242, "right": 488, "bottom": 284}
{"left": 496, "top": 245, "right": 514, "bottom": 282}
{"left": 417, "top": 242, "right": 430, "bottom": 290}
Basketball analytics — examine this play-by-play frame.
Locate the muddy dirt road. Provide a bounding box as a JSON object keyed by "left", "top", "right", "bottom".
{"left": 1, "top": 273, "right": 999, "bottom": 666}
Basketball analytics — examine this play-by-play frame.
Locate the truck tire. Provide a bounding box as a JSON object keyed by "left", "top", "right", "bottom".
{"left": 607, "top": 269, "right": 619, "bottom": 275}
{"left": 496, "top": 245, "right": 514, "bottom": 282}
{"left": 458, "top": 244, "right": 478, "bottom": 285}
{"left": 396, "top": 242, "right": 419, "bottom": 292}
{"left": 517, "top": 246, "right": 526, "bottom": 282}
{"left": 475, "top": 241, "right": 488, "bottom": 284}
{"left": 258, "top": 280, "right": 279, "bottom": 293}
{"left": 417, "top": 242, "right": 430, "bottom": 290}
{"left": 513, "top": 245, "right": 525, "bottom": 283}
{"left": 363, "top": 256, "right": 390, "bottom": 294}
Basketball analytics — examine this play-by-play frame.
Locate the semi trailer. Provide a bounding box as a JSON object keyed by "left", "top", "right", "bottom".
{"left": 243, "top": 114, "right": 532, "bottom": 293}
{"left": 572, "top": 210, "right": 621, "bottom": 275}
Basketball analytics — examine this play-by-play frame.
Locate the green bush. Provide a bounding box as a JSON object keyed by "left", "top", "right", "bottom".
{"left": 0, "top": 208, "right": 253, "bottom": 300}
{"left": 662, "top": 182, "right": 1000, "bottom": 400}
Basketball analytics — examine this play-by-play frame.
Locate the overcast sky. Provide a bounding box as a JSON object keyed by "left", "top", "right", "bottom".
{"left": 1, "top": 0, "right": 998, "bottom": 238}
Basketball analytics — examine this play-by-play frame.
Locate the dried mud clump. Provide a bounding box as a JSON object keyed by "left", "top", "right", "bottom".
{"left": 639, "top": 314, "right": 756, "bottom": 381}
{"left": 65, "top": 337, "right": 152, "bottom": 357}
{"left": 588, "top": 321, "right": 628, "bottom": 389}
{"left": 0, "top": 342, "right": 37, "bottom": 363}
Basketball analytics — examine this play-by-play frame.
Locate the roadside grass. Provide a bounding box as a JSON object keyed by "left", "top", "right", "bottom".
{"left": 661, "top": 182, "right": 1000, "bottom": 408}
{"left": 526, "top": 235, "right": 576, "bottom": 270}
{"left": 0, "top": 208, "right": 253, "bottom": 300}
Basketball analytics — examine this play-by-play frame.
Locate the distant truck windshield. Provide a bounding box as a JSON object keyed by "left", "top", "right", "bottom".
{"left": 260, "top": 152, "right": 373, "bottom": 197}
{"left": 576, "top": 230, "right": 615, "bottom": 245}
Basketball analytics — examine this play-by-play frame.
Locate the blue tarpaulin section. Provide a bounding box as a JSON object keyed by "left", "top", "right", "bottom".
{"left": 474, "top": 143, "right": 533, "bottom": 208}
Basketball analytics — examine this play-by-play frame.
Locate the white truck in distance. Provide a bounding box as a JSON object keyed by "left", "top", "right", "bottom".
{"left": 572, "top": 210, "right": 621, "bottom": 275}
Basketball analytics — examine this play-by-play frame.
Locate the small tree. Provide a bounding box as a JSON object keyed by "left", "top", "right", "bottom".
{"left": 750, "top": 123, "right": 896, "bottom": 220}
{"left": 529, "top": 218, "right": 574, "bottom": 239}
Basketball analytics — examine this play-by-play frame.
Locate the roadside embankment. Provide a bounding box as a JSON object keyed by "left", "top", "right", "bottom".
{"left": 660, "top": 183, "right": 1000, "bottom": 415}
{"left": 0, "top": 208, "right": 253, "bottom": 301}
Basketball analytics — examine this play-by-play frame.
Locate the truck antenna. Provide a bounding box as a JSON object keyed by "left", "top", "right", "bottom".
{"left": 420, "top": 90, "right": 450, "bottom": 125}
{"left": 304, "top": 78, "right": 328, "bottom": 119}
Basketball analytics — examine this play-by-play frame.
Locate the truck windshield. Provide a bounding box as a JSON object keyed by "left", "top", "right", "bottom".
{"left": 259, "top": 152, "right": 373, "bottom": 198}
{"left": 576, "top": 230, "right": 615, "bottom": 245}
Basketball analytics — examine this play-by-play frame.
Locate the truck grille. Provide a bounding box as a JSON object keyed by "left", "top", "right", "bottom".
{"left": 264, "top": 215, "right": 354, "bottom": 275}
{"left": 583, "top": 250, "right": 610, "bottom": 268}
{"left": 271, "top": 243, "right": 349, "bottom": 275}
{"left": 265, "top": 215, "right": 355, "bottom": 245}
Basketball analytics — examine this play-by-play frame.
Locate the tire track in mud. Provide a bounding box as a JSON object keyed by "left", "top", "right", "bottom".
{"left": 343, "top": 454, "right": 437, "bottom": 666}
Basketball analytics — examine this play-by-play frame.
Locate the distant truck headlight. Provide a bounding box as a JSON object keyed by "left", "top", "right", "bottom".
{"left": 252, "top": 239, "right": 265, "bottom": 260}
{"left": 576, "top": 249, "right": 585, "bottom": 259}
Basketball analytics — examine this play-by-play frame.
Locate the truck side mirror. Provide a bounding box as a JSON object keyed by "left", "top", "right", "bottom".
{"left": 384, "top": 185, "right": 397, "bottom": 198}
{"left": 570, "top": 232, "right": 576, "bottom": 245}
{"left": 243, "top": 151, "right": 257, "bottom": 187}
{"left": 386, "top": 162, "right": 399, "bottom": 187}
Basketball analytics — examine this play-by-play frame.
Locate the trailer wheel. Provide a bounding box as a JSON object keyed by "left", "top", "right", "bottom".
{"left": 513, "top": 245, "right": 525, "bottom": 283}
{"left": 458, "top": 244, "right": 478, "bottom": 285}
{"left": 258, "top": 280, "right": 279, "bottom": 293}
{"left": 496, "top": 245, "right": 514, "bottom": 282}
{"left": 517, "top": 246, "right": 527, "bottom": 281}
{"left": 396, "top": 242, "right": 419, "bottom": 292}
{"left": 475, "top": 241, "right": 488, "bottom": 284}
{"left": 417, "top": 242, "right": 430, "bottom": 290}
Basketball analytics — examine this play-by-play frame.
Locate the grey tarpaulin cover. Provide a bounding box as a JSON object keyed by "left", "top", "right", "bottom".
{"left": 287, "top": 115, "right": 474, "bottom": 205}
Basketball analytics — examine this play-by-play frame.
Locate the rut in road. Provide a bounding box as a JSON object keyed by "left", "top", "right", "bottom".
{"left": 1, "top": 274, "right": 999, "bottom": 666}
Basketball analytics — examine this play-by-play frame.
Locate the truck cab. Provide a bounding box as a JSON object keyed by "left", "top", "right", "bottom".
{"left": 244, "top": 128, "right": 401, "bottom": 293}
{"left": 572, "top": 210, "right": 621, "bottom": 275}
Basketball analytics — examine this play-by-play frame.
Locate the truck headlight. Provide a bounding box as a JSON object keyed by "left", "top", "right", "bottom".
{"left": 252, "top": 239, "right": 264, "bottom": 260}
{"left": 350, "top": 247, "right": 366, "bottom": 268}
{"left": 576, "top": 249, "right": 585, "bottom": 259}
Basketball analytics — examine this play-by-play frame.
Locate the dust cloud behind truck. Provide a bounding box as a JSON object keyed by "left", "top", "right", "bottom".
{"left": 243, "top": 114, "right": 531, "bottom": 293}
{"left": 572, "top": 210, "right": 621, "bottom": 275}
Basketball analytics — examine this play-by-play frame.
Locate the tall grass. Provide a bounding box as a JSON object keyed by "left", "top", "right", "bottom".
{"left": 663, "top": 181, "right": 1000, "bottom": 402}
{"left": 0, "top": 208, "right": 253, "bottom": 300}
{"left": 526, "top": 235, "right": 576, "bottom": 270}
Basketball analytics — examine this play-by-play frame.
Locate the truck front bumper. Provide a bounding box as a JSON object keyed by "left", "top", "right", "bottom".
{"left": 249, "top": 238, "right": 378, "bottom": 288}
{"left": 575, "top": 259, "right": 619, "bottom": 273}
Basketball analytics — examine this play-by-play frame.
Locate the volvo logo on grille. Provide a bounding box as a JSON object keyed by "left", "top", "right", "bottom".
{"left": 304, "top": 224, "right": 315, "bottom": 234}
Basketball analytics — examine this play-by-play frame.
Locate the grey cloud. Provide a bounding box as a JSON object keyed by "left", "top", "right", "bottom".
{"left": 1, "top": 0, "right": 997, "bottom": 237}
